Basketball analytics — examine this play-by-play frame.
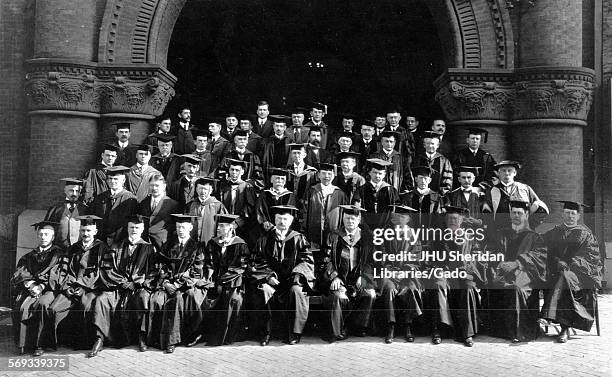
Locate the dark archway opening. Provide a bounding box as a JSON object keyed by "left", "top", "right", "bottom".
{"left": 167, "top": 0, "right": 444, "bottom": 123}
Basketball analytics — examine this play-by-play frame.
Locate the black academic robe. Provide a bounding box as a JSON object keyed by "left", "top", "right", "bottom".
{"left": 150, "top": 153, "right": 183, "bottom": 185}
{"left": 112, "top": 142, "right": 137, "bottom": 168}
{"left": 255, "top": 118, "right": 274, "bottom": 138}
{"left": 358, "top": 181, "right": 399, "bottom": 229}
{"left": 445, "top": 187, "right": 484, "bottom": 227}
{"left": 44, "top": 201, "right": 89, "bottom": 248}
{"left": 399, "top": 189, "right": 444, "bottom": 229}
{"left": 184, "top": 196, "right": 228, "bottom": 245}
{"left": 149, "top": 237, "right": 208, "bottom": 348}
{"left": 352, "top": 138, "right": 379, "bottom": 175}
{"left": 91, "top": 190, "right": 138, "bottom": 243}
{"left": 255, "top": 189, "right": 296, "bottom": 234}
{"left": 208, "top": 136, "right": 230, "bottom": 173}
{"left": 486, "top": 228, "right": 547, "bottom": 341}
{"left": 452, "top": 147, "right": 497, "bottom": 187}
{"left": 304, "top": 184, "right": 348, "bottom": 247}
{"left": 384, "top": 125, "right": 414, "bottom": 159}
{"left": 11, "top": 245, "right": 63, "bottom": 348}
{"left": 332, "top": 172, "right": 366, "bottom": 204}
{"left": 262, "top": 135, "right": 291, "bottom": 169}
{"left": 303, "top": 120, "right": 330, "bottom": 148}
{"left": 541, "top": 224, "right": 602, "bottom": 331}
{"left": 138, "top": 195, "right": 180, "bottom": 251}
{"left": 126, "top": 164, "right": 162, "bottom": 202}
{"left": 304, "top": 145, "right": 333, "bottom": 168}
{"left": 204, "top": 236, "right": 250, "bottom": 346}
{"left": 82, "top": 163, "right": 110, "bottom": 204}
{"left": 220, "top": 147, "right": 264, "bottom": 186}
{"left": 286, "top": 164, "right": 318, "bottom": 218}
{"left": 192, "top": 149, "right": 214, "bottom": 177}
{"left": 371, "top": 149, "right": 410, "bottom": 191}
{"left": 246, "top": 132, "right": 264, "bottom": 159}
{"left": 217, "top": 180, "right": 258, "bottom": 244}
{"left": 412, "top": 152, "right": 454, "bottom": 195}
{"left": 168, "top": 176, "right": 197, "bottom": 210}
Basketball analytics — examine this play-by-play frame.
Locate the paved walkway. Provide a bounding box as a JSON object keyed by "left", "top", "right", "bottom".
{"left": 0, "top": 294, "right": 611, "bottom": 377}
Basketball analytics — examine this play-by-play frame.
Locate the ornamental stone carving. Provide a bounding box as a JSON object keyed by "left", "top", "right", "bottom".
{"left": 24, "top": 58, "right": 176, "bottom": 116}
{"left": 434, "top": 67, "right": 594, "bottom": 125}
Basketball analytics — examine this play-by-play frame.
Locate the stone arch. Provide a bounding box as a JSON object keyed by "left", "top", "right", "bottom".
{"left": 97, "top": 0, "right": 514, "bottom": 70}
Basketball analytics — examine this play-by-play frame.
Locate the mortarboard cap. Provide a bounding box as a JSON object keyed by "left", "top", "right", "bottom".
{"left": 338, "top": 112, "right": 355, "bottom": 120}
{"left": 170, "top": 214, "right": 198, "bottom": 223}
{"left": 318, "top": 163, "right": 337, "bottom": 172}
{"left": 385, "top": 107, "right": 403, "bottom": 115}
{"left": 155, "top": 134, "right": 176, "bottom": 143}
{"left": 114, "top": 122, "right": 132, "bottom": 131}
{"left": 134, "top": 144, "right": 155, "bottom": 153}
{"left": 102, "top": 143, "right": 119, "bottom": 152}
{"left": 269, "top": 115, "right": 291, "bottom": 123}
{"left": 367, "top": 158, "right": 393, "bottom": 171}
{"left": 557, "top": 200, "right": 589, "bottom": 212}
{"left": 191, "top": 128, "right": 211, "bottom": 139}
{"left": 31, "top": 221, "right": 60, "bottom": 230}
{"left": 336, "top": 131, "right": 355, "bottom": 140}
{"left": 182, "top": 154, "right": 202, "bottom": 165}
{"left": 194, "top": 176, "right": 217, "bottom": 187}
{"left": 226, "top": 158, "right": 247, "bottom": 168}
{"left": 310, "top": 101, "right": 327, "bottom": 113}
{"left": 339, "top": 204, "right": 367, "bottom": 216}
{"left": 443, "top": 205, "right": 470, "bottom": 215}
{"left": 467, "top": 127, "right": 488, "bottom": 143}
{"left": 288, "top": 143, "right": 307, "bottom": 151}
{"left": 359, "top": 119, "right": 376, "bottom": 128}
{"left": 292, "top": 107, "right": 308, "bottom": 115}
{"left": 271, "top": 205, "right": 299, "bottom": 216}
{"left": 456, "top": 166, "right": 480, "bottom": 175}
{"left": 76, "top": 215, "right": 102, "bottom": 226}
{"left": 268, "top": 167, "right": 290, "bottom": 178}
{"left": 125, "top": 214, "right": 149, "bottom": 224}
{"left": 337, "top": 151, "right": 360, "bottom": 161}
{"left": 307, "top": 125, "right": 322, "bottom": 134}
{"left": 509, "top": 200, "right": 530, "bottom": 211}
{"left": 413, "top": 166, "right": 437, "bottom": 177}
{"left": 60, "top": 177, "right": 84, "bottom": 186}
{"left": 233, "top": 129, "right": 249, "bottom": 138}
{"left": 494, "top": 160, "right": 521, "bottom": 170}
{"left": 225, "top": 112, "right": 238, "bottom": 119}
{"left": 388, "top": 204, "right": 418, "bottom": 214}
{"left": 215, "top": 214, "right": 240, "bottom": 224}
{"left": 105, "top": 165, "right": 130, "bottom": 176}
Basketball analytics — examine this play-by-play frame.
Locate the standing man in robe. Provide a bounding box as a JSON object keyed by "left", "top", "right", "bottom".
{"left": 322, "top": 205, "right": 376, "bottom": 341}
{"left": 303, "top": 102, "right": 329, "bottom": 148}
{"left": 256, "top": 168, "right": 296, "bottom": 237}
{"left": 91, "top": 166, "right": 138, "bottom": 245}
{"left": 45, "top": 178, "right": 89, "bottom": 248}
{"left": 145, "top": 115, "right": 173, "bottom": 147}
{"left": 184, "top": 177, "right": 228, "bottom": 245}
{"left": 262, "top": 117, "right": 292, "bottom": 171}
{"left": 191, "top": 128, "right": 214, "bottom": 177}
{"left": 126, "top": 144, "right": 162, "bottom": 202}
{"left": 137, "top": 174, "right": 180, "bottom": 251}
{"left": 173, "top": 107, "right": 196, "bottom": 155}
{"left": 239, "top": 118, "right": 264, "bottom": 159}
{"left": 286, "top": 143, "right": 318, "bottom": 223}
{"left": 204, "top": 214, "right": 250, "bottom": 346}
{"left": 11, "top": 221, "right": 62, "bottom": 356}
{"left": 352, "top": 121, "right": 379, "bottom": 176}
{"left": 399, "top": 166, "right": 444, "bottom": 230}
{"left": 486, "top": 200, "right": 547, "bottom": 343}
{"left": 452, "top": 128, "right": 497, "bottom": 188}
{"left": 111, "top": 122, "right": 137, "bottom": 168}
{"left": 248, "top": 205, "right": 314, "bottom": 346}
{"left": 358, "top": 159, "right": 399, "bottom": 229}
{"left": 332, "top": 151, "right": 365, "bottom": 204}
{"left": 208, "top": 122, "right": 230, "bottom": 174}
{"left": 303, "top": 163, "right": 348, "bottom": 248}
{"left": 168, "top": 154, "right": 201, "bottom": 210}
{"left": 82, "top": 144, "right": 118, "bottom": 204}
{"left": 150, "top": 134, "right": 183, "bottom": 185}
{"left": 412, "top": 131, "right": 453, "bottom": 195}
{"left": 220, "top": 129, "right": 264, "bottom": 186}
{"left": 541, "top": 201, "right": 603, "bottom": 343}
{"left": 287, "top": 107, "right": 310, "bottom": 144}
{"left": 445, "top": 166, "right": 485, "bottom": 228}
{"left": 371, "top": 131, "right": 410, "bottom": 191}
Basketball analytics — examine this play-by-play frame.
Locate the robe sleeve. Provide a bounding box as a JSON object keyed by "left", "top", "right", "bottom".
{"left": 11, "top": 255, "right": 34, "bottom": 289}
{"left": 322, "top": 232, "right": 339, "bottom": 282}
{"left": 291, "top": 234, "right": 315, "bottom": 284}
{"left": 569, "top": 229, "right": 603, "bottom": 288}
{"left": 516, "top": 232, "right": 547, "bottom": 286}
{"left": 219, "top": 243, "right": 250, "bottom": 288}
{"left": 440, "top": 158, "right": 454, "bottom": 195}
{"left": 248, "top": 237, "right": 276, "bottom": 282}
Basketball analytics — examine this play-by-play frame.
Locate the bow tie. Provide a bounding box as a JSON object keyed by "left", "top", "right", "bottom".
{"left": 463, "top": 189, "right": 472, "bottom": 194}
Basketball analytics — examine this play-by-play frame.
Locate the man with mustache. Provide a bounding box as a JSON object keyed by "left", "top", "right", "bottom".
{"left": 44, "top": 178, "right": 89, "bottom": 248}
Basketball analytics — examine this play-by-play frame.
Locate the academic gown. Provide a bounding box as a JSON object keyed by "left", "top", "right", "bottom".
{"left": 218, "top": 180, "right": 258, "bottom": 244}
{"left": 541, "top": 224, "right": 602, "bottom": 331}
{"left": 262, "top": 136, "right": 291, "bottom": 169}
{"left": 371, "top": 149, "right": 411, "bottom": 192}
{"left": 83, "top": 163, "right": 110, "bottom": 204}
{"left": 204, "top": 236, "right": 250, "bottom": 346}
{"left": 303, "top": 121, "right": 330, "bottom": 148}
{"left": 255, "top": 189, "right": 296, "bottom": 235}
{"left": 138, "top": 195, "right": 180, "bottom": 251}
{"left": 248, "top": 229, "right": 314, "bottom": 336}
{"left": 358, "top": 181, "right": 399, "bottom": 229}
{"left": 150, "top": 153, "right": 183, "bottom": 185}
{"left": 332, "top": 172, "right": 366, "bottom": 205}
{"left": 184, "top": 196, "right": 228, "bottom": 245}
{"left": 126, "top": 164, "right": 162, "bottom": 202}
{"left": 90, "top": 239, "right": 155, "bottom": 345}
{"left": 172, "top": 124, "right": 196, "bottom": 155}
{"left": 113, "top": 142, "right": 137, "bottom": 168}
{"left": 208, "top": 136, "right": 230, "bottom": 173}
{"left": 486, "top": 228, "right": 547, "bottom": 341}
{"left": 445, "top": 187, "right": 484, "bottom": 228}
{"left": 92, "top": 190, "right": 138, "bottom": 243}
{"left": 483, "top": 181, "right": 547, "bottom": 233}
{"left": 399, "top": 190, "right": 444, "bottom": 230}
{"left": 352, "top": 138, "right": 379, "bottom": 175}
{"left": 168, "top": 176, "right": 197, "bottom": 210}
{"left": 148, "top": 238, "right": 209, "bottom": 348}
{"left": 220, "top": 147, "right": 264, "bottom": 187}
{"left": 452, "top": 147, "right": 497, "bottom": 187}
{"left": 322, "top": 226, "right": 377, "bottom": 336}
{"left": 412, "top": 152, "right": 454, "bottom": 195}
{"left": 44, "top": 201, "right": 89, "bottom": 248}
{"left": 11, "top": 245, "right": 62, "bottom": 349}
{"left": 303, "top": 184, "right": 347, "bottom": 247}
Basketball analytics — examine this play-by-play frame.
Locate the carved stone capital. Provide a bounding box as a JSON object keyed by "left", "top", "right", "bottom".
{"left": 434, "top": 67, "right": 595, "bottom": 125}
{"left": 24, "top": 59, "right": 177, "bottom": 117}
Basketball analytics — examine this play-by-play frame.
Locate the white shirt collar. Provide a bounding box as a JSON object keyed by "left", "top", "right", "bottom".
{"left": 416, "top": 187, "right": 430, "bottom": 195}
{"left": 118, "top": 140, "right": 128, "bottom": 149}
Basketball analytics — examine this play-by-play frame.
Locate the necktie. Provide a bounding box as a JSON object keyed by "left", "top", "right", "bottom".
{"left": 151, "top": 198, "right": 158, "bottom": 211}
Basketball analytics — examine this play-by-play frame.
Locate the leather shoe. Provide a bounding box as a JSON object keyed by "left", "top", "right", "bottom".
{"left": 385, "top": 325, "right": 395, "bottom": 344}
{"left": 288, "top": 333, "right": 301, "bottom": 345}
{"left": 464, "top": 337, "right": 474, "bottom": 347}
{"left": 260, "top": 334, "right": 270, "bottom": 346}
{"left": 557, "top": 328, "right": 569, "bottom": 343}
{"left": 432, "top": 332, "right": 442, "bottom": 345}
{"left": 186, "top": 334, "right": 202, "bottom": 347}
{"left": 511, "top": 338, "right": 521, "bottom": 343}
{"left": 138, "top": 334, "right": 147, "bottom": 352}
{"left": 87, "top": 337, "right": 103, "bottom": 358}
{"left": 33, "top": 348, "right": 44, "bottom": 357}
{"left": 405, "top": 326, "right": 415, "bottom": 343}
{"left": 165, "top": 345, "right": 175, "bottom": 354}
{"left": 330, "top": 333, "right": 347, "bottom": 343}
